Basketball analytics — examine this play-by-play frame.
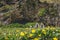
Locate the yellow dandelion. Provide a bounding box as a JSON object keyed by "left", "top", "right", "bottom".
{"left": 16, "top": 34, "right": 18, "bottom": 37}
{"left": 44, "top": 32, "right": 46, "bottom": 34}
{"left": 25, "top": 32, "right": 27, "bottom": 34}
{"left": 33, "top": 38, "right": 39, "bottom": 40}
{"left": 16, "top": 30, "right": 19, "bottom": 32}
{"left": 42, "top": 29, "right": 45, "bottom": 32}
{"left": 38, "top": 34, "right": 41, "bottom": 37}
{"left": 53, "top": 37, "right": 58, "bottom": 40}
{"left": 47, "top": 26, "right": 50, "bottom": 29}
{"left": 29, "top": 34, "right": 33, "bottom": 37}
{"left": 20, "top": 32, "right": 25, "bottom": 36}
{"left": 45, "top": 27, "right": 49, "bottom": 30}
{"left": 31, "top": 29, "right": 36, "bottom": 33}
{"left": 50, "top": 27, "right": 56, "bottom": 30}
{"left": 42, "top": 29, "right": 46, "bottom": 34}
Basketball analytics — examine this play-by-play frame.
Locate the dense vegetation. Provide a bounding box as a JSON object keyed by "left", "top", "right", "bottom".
{"left": 0, "top": 0, "right": 60, "bottom": 40}
{"left": 0, "top": 27, "right": 60, "bottom": 40}
{"left": 0, "top": 0, "right": 60, "bottom": 27}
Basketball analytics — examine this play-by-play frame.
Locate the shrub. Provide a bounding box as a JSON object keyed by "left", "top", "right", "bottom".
{"left": 2, "top": 23, "right": 24, "bottom": 28}
{"left": 24, "top": 22, "right": 36, "bottom": 28}
{"left": 38, "top": 8, "right": 47, "bottom": 16}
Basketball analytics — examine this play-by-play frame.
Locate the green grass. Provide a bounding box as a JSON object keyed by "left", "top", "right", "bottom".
{"left": 0, "top": 27, "right": 60, "bottom": 40}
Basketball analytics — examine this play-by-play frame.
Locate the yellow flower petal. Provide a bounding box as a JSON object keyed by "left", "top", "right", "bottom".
{"left": 38, "top": 34, "right": 41, "bottom": 37}
{"left": 16, "top": 34, "right": 18, "bottom": 37}
{"left": 31, "top": 29, "right": 36, "bottom": 33}
{"left": 16, "top": 30, "right": 19, "bottom": 32}
{"left": 33, "top": 38, "right": 39, "bottom": 40}
{"left": 42, "top": 29, "right": 46, "bottom": 34}
{"left": 53, "top": 37, "right": 58, "bottom": 40}
{"left": 20, "top": 32, "right": 25, "bottom": 36}
{"left": 29, "top": 34, "right": 33, "bottom": 37}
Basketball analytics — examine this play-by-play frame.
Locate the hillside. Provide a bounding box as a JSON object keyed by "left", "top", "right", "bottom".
{"left": 0, "top": 0, "right": 60, "bottom": 27}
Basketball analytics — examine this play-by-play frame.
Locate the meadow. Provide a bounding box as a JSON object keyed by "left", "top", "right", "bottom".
{"left": 0, "top": 27, "right": 60, "bottom": 40}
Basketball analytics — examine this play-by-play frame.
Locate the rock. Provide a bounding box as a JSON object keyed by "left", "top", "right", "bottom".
{"left": 40, "top": 22, "right": 45, "bottom": 28}
{"left": 34, "top": 23, "right": 39, "bottom": 28}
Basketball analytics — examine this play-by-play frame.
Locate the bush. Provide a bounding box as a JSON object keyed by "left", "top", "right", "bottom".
{"left": 1, "top": 22, "right": 37, "bottom": 28}
{"left": 2, "top": 23, "right": 24, "bottom": 28}
{"left": 24, "top": 22, "right": 36, "bottom": 28}
{"left": 38, "top": 8, "right": 47, "bottom": 16}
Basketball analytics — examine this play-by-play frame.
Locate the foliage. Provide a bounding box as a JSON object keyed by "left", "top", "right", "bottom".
{"left": 38, "top": 8, "right": 47, "bottom": 16}
{"left": 24, "top": 22, "right": 36, "bottom": 28}
{"left": 1, "top": 22, "right": 37, "bottom": 28}
{"left": 4, "top": 5, "right": 13, "bottom": 10}
{"left": 2, "top": 23, "right": 24, "bottom": 28}
{"left": 0, "top": 27, "right": 60, "bottom": 40}
{"left": 0, "top": 0, "right": 60, "bottom": 26}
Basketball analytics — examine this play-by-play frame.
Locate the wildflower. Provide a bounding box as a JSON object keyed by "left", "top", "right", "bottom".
{"left": 42, "top": 29, "right": 45, "bottom": 32}
{"left": 48, "top": 26, "right": 50, "bottom": 28}
{"left": 45, "top": 27, "right": 49, "bottom": 30}
{"left": 31, "top": 29, "right": 36, "bottom": 33}
{"left": 53, "top": 37, "right": 58, "bottom": 40}
{"left": 50, "top": 27, "right": 55, "bottom": 30}
{"left": 42, "top": 29, "right": 46, "bottom": 34}
{"left": 25, "top": 32, "right": 27, "bottom": 34}
{"left": 38, "top": 34, "right": 41, "bottom": 37}
{"left": 20, "top": 32, "right": 25, "bottom": 36}
{"left": 33, "top": 38, "right": 39, "bottom": 40}
{"left": 16, "top": 34, "right": 18, "bottom": 37}
{"left": 16, "top": 30, "right": 19, "bottom": 32}
{"left": 29, "top": 34, "right": 33, "bottom": 37}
